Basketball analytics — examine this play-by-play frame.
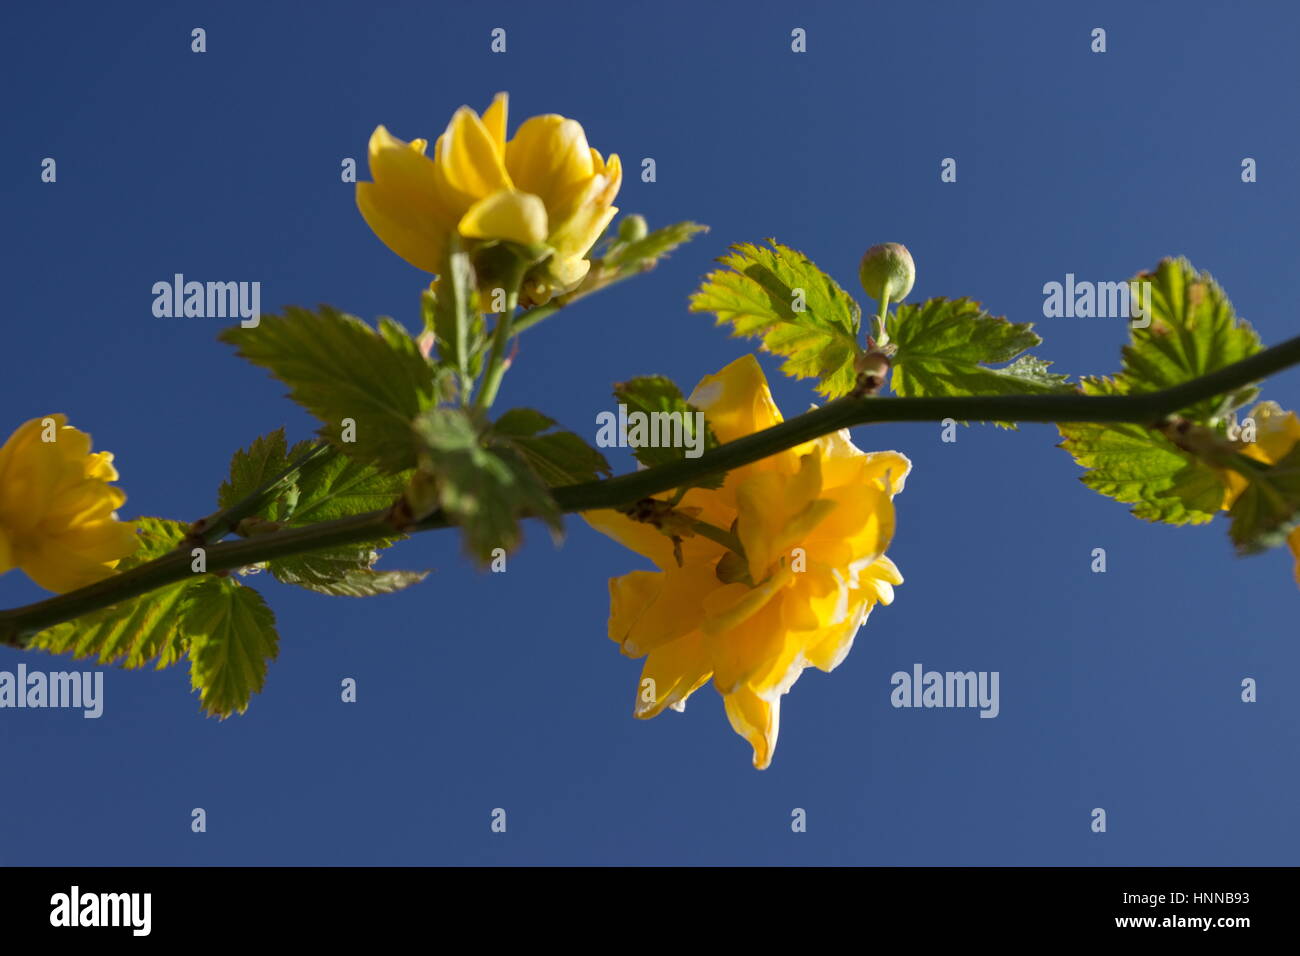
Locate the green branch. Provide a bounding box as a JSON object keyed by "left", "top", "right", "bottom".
{"left": 185, "top": 442, "right": 332, "bottom": 545}
{"left": 4, "top": 332, "right": 1300, "bottom": 647}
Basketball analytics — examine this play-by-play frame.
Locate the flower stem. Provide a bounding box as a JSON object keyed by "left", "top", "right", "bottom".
{"left": 873, "top": 292, "right": 891, "bottom": 348}
{"left": 473, "top": 286, "right": 520, "bottom": 412}
{"left": 5, "top": 331, "right": 1300, "bottom": 646}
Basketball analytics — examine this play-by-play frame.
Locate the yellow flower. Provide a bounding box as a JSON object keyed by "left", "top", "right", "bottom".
{"left": 1220, "top": 401, "right": 1300, "bottom": 586}
{"left": 0, "top": 415, "right": 138, "bottom": 594}
{"left": 356, "top": 92, "right": 621, "bottom": 296}
{"left": 585, "top": 356, "right": 910, "bottom": 769}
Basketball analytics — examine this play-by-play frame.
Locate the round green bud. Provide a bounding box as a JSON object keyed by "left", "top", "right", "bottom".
{"left": 617, "top": 214, "right": 648, "bottom": 243}
{"left": 859, "top": 242, "right": 915, "bottom": 304}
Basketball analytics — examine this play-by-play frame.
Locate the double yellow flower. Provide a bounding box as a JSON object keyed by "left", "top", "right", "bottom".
{"left": 0, "top": 415, "right": 138, "bottom": 594}
{"left": 585, "top": 357, "right": 910, "bottom": 768}
{"left": 357, "top": 93, "right": 622, "bottom": 299}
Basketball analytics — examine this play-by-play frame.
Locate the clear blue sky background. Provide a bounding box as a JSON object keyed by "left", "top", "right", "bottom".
{"left": 2, "top": 0, "right": 1298, "bottom": 865}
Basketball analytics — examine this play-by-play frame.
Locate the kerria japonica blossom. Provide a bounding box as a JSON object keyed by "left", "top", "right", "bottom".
{"left": 585, "top": 355, "right": 909, "bottom": 768}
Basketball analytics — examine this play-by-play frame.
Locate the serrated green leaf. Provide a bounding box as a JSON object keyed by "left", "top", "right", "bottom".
{"left": 182, "top": 577, "right": 278, "bottom": 718}
{"left": 219, "top": 306, "right": 442, "bottom": 473}
{"left": 267, "top": 445, "right": 424, "bottom": 594}
{"left": 491, "top": 408, "right": 611, "bottom": 486}
{"left": 1226, "top": 445, "right": 1300, "bottom": 554}
{"left": 30, "top": 518, "right": 199, "bottom": 670}
{"left": 1058, "top": 380, "right": 1226, "bottom": 525}
{"left": 270, "top": 547, "right": 427, "bottom": 597}
{"left": 689, "top": 239, "right": 862, "bottom": 397}
{"left": 412, "top": 407, "right": 563, "bottom": 564}
{"left": 611, "top": 376, "right": 722, "bottom": 488}
{"left": 603, "top": 221, "right": 708, "bottom": 270}
{"left": 288, "top": 446, "right": 407, "bottom": 527}
{"left": 217, "top": 428, "right": 300, "bottom": 519}
{"left": 1058, "top": 258, "right": 1265, "bottom": 526}
{"left": 887, "top": 298, "right": 1072, "bottom": 422}
{"left": 1112, "top": 257, "right": 1262, "bottom": 422}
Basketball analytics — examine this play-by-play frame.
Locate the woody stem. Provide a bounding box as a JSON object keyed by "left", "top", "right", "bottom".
{"left": 4, "top": 331, "right": 1300, "bottom": 646}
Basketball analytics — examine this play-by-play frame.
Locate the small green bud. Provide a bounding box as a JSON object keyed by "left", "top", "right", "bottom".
{"left": 859, "top": 242, "right": 915, "bottom": 305}
{"left": 618, "top": 214, "right": 648, "bottom": 243}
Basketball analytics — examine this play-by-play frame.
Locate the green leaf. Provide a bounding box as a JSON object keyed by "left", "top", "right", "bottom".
{"left": 266, "top": 444, "right": 425, "bottom": 594}
{"left": 211, "top": 437, "right": 423, "bottom": 594}
{"left": 1226, "top": 445, "right": 1300, "bottom": 554}
{"left": 1058, "top": 380, "right": 1226, "bottom": 526}
{"left": 182, "top": 577, "right": 279, "bottom": 718}
{"left": 270, "top": 547, "right": 428, "bottom": 597}
{"left": 412, "top": 407, "right": 563, "bottom": 564}
{"left": 611, "top": 376, "right": 722, "bottom": 488}
{"left": 689, "top": 239, "right": 862, "bottom": 397}
{"left": 1057, "top": 259, "right": 1264, "bottom": 526}
{"left": 603, "top": 221, "right": 708, "bottom": 270}
{"left": 286, "top": 444, "right": 407, "bottom": 527}
{"left": 1110, "top": 257, "right": 1262, "bottom": 422}
{"left": 219, "top": 306, "right": 443, "bottom": 473}
{"left": 491, "top": 408, "right": 611, "bottom": 486}
{"left": 887, "top": 298, "right": 1072, "bottom": 420}
{"left": 217, "top": 428, "right": 299, "bottom": 519}
{"left": 30, "top": 518, "right": 199, "bottom": 670}
{"left": 422, "top": 236, "right": 487, "bottom": 387}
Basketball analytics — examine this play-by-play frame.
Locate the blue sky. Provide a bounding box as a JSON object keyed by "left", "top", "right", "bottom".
{"left": 2, "top": 0, "right": 1298, "bottom": 865}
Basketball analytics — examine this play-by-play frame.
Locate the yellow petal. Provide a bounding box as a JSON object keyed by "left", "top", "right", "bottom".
{"left": 636, "top": 631, "right": 712, "bottom": 718}
{"left": 19, "top": 536, "right": 123, "bottom": 594}
{"left": 781, "top": 563, "right": 845, "bottom": 632}
{"left": 0, "top": 416, "right": 75, "bottom": 530}
{"left": 608, "top": 570, "right": 661, "bottom": 647}
{"left": 859, "top": 449, "right": 911, "bottom": 496}
{"left": 85, "top": 450, "right": 119, "bottom": 483}
{"left": 609, "top": 562, "right": 722, "bottom": 657}
{"left": 504, "top": 114, "right": 594, "bottom": 213}
{"left": 0, "top": 525, "right": 13, "bottom": 577}
{"left": 436, "top": 105, "right": 513, "bottom": 204}
{"left": 625, "top": 564, "right": 720, "bottom": 656}
{"left": 457, "top": 190, "right": 548, "bottom": 246}
{"left": 1289, "top": 527, "right": 1300, "bottom": 588}
{"left": 480, "top": 92, "right": 508, "bottom": 153}
{"left": 735, "top": 455, "right": 833, "bottom": 581}
{"left": 804, "top": 604, "right": 868, "bottom": 673}
{"left": 548, "top": 198, "right": 618, "bottom": 262}
{"left": 690, "top": 358, "right": 807, "bottom": 485}
{"left": 356, "top": 183, "right": 446, "bottom": 274}
{"left": 363, "top": 126, "right": 459, "bottom": 227}
{"left": 687, "top": 354, "right": 783, "bottom": 445}
{"left": 0, "top": 415, "right": 137, "bottom": 594}
{"left": 723, "top": 686, "right": 780, "bottom": 769}
{"left": 705, "top": 582, "right": 793, "bottom": 693}
{"left": 546, "top": 255, "right": 592, "bottom": 289}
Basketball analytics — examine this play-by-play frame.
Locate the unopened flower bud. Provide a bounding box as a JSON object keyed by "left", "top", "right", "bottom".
{"left": 618, "top": 214, "right": 648, "bottom": 243}
{"left": 859, "top": 243, "right": 915, "bottom": 305}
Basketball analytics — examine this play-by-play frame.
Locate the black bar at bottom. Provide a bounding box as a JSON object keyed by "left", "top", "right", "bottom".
{"left": 0, "top": 866, "right": 1284, "bottom": 940}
